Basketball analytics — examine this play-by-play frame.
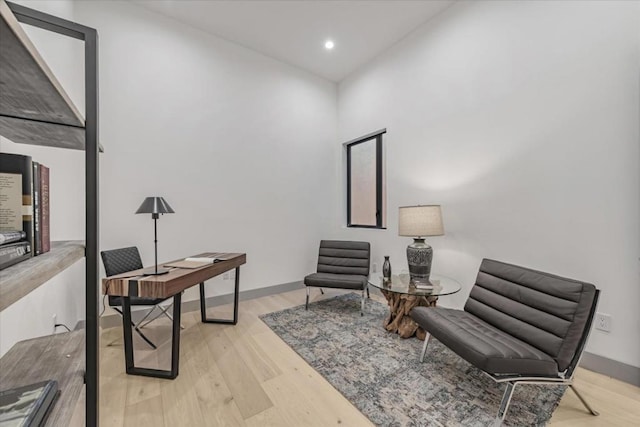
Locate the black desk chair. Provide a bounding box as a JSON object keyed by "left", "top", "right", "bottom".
{"left": 304, "top": 240, "right": 371, "bottom": 316}
{"left": 101, "top": 246, "right": 174, "bottom": 349}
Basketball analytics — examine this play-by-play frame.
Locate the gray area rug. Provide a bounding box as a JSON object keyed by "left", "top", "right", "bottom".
{"left": 260, "top": 293, "right": 565, "bottom": 427}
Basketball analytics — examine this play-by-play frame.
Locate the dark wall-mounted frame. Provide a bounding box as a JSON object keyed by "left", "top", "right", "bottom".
{"left": 6, "top": 2, "right": 100, "bottom": 425}
{"left": 346, "top": 128, "right": 386, "bottom": 229}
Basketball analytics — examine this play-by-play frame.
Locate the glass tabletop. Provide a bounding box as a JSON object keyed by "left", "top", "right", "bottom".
{"left": 368, "top": 273, "right": 462, "bottom": 297}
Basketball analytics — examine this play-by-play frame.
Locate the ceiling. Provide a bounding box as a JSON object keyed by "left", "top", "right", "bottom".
{"left": 131, "top": 0, "right": 455, "bottom": 82}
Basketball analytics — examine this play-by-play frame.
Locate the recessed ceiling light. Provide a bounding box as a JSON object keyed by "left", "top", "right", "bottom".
{"left": 324, "top": 40, "right": 335, "bottom": 50}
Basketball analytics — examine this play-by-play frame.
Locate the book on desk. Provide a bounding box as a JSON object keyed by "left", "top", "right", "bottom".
{"left": 164, "top": 255, "right": 234, "bottom": 269}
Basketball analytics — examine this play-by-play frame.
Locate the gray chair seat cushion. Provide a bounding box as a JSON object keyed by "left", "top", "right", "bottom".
{"left": 411, "top": 306, "right": 559, "bottom": 376}
{"left": 304, "top": 272, "right": 367, "bottom": 290}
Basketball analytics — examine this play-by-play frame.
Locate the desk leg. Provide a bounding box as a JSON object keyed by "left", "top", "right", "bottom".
{"left": 170, "top": 292, "right": 181, "bottom": 376}
{"left": 122, "top": 293, "right": 182, "bottom": 379}
{"left": 200, "top": 267, "right": 240, "bottom": 325}
{"left": 122, "top": 297, "right": 135, "bottom": 372}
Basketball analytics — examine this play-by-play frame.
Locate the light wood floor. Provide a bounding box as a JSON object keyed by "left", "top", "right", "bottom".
{"left": 89, "top": 289, "right": 639, "bottom": 426}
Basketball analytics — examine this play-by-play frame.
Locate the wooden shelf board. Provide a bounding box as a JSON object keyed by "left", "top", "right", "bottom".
{"left": 0, "top": 240, "right": 84, "bottom": 312}
{"left": 0, "top": 115, "right": 85, "bottom": 150}
{"left": 0, "top": 116, "right": 104, "bottom": 152}
{"left": 0, "top": 329, "right": 85, "bottom": 427}
{"left": 0, "top": 1, "right": 104, "bottom": 152}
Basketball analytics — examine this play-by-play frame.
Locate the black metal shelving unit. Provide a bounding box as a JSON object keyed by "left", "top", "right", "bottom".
{"left": 0, "top": 1, "right": 99, "bottom": 425}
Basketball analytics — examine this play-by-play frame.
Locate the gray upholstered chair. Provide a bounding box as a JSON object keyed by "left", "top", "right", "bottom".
{"left": 410, "top": 259, "right": 599, "bottom": 426}
{"left": 304, "top": 240, "right": 371, "bottom": 315}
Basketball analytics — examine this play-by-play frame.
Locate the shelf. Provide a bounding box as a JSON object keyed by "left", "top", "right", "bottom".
{"left": 0, "top": 329, "right": 85, "bottom": 426}
{"left": 0, "top": 2, "right": 100, "bottom": 424}
{"left": 0, "top": 1, "right": 96, "bottom": 151}
{"left": 0, "top": 115, "right": 104, "bottom": 152}
{"left": 0, "top": 115, "right": 85, "bottom": 149}
{"left": 0, "top": 240, "right": 84, "bottom": 312}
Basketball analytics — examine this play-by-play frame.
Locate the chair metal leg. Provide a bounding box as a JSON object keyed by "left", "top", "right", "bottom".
{"left": 159, "top": 304, "right": 185, "bottom": 329}
{"left": 114, "top": 307, "right": 157, "bottom": 349}
{"left": 320, "top": 288, "right": 324, "bottom": 295}
{"left": 569, "top": 384, "right": 599, "bottom": 416}
{"left": 132, "top": 326, "right": 158, "bottom": 350}
{"left": 161, "top": 306, "right": 173, "bottom": 321}
{"left": 419, "top": 332, "right": 431, "bottom": 362}
{"left": 494, "top": 382, "right": 516, "bottom": 426}
{"left": 366, "top": 286, "right": 370, "bottom": 299}
{"left": 305, "top": 287, "right": 310, "bottom": 310}
{"left": 360, "top": 288, "right": 365, "bottom": 316}
{"left": 137, "top": 304, "right": 178, "bottom": 330}
{"left": 136, "top": 305, "right": 159, "bottom": 328}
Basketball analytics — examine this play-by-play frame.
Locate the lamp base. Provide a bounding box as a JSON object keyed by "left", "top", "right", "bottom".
{"left": 147, "top": 268, "right": 170, "bottom": 276}
{"left": 407, "top": 238, "right": 433, "bottom": 283}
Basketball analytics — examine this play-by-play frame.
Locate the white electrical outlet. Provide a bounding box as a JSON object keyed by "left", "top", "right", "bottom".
{"left": 230, "top": 270, "right": 236, "bottom": 280}
{"left": 595, "top": 312, "right": 612, "bottom": 332}
{"left": 223, "top": 272, "right": 230, "bottom": 280}
{"left": 52, "top": 314, "right": 57, "bottom": 333}
{"left": 372, "top": 263, "right": 377, "bottom": 273}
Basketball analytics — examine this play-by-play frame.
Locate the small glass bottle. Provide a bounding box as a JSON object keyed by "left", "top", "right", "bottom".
{"left": 383, "top": 256, "right": 391, "bottom": 281}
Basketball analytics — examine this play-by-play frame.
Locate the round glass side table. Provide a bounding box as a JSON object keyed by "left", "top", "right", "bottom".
{"left": 368, "top": 274, "right": 462, "bottom": 339}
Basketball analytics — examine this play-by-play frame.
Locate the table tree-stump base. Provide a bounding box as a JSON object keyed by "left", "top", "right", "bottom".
{"left": 381, "top": 290, "right": 438, "bottom": 340}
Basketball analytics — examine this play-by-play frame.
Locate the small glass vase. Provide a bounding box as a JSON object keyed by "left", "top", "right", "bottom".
{"left": 382, "top": 256, "right": 391, "bottom": 281}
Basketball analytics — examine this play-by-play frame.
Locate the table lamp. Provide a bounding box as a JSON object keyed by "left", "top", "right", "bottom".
{"left": 398, "top": 205, "right": 444, "bottom": 283}
{"left": 135, "top": 196, "right": 175, "bottom": 275}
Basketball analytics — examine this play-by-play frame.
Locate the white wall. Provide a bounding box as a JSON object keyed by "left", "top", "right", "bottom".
{"left": 70, "top": 1, "right": 337, "bottom": 307}
{"left": 336, "top": 0, "right": 640, "bottom": 367}
{"left": 3, "top": 0, "right": 636, "bottom": 370}
{"left": 0, "top": 260, "right": 85, "bottom": 356}
{"left": 0, "top": 0, "right": 86, "bottom": 357}
{"left": 1, "top": 0, "right": 336, "bottom": 353}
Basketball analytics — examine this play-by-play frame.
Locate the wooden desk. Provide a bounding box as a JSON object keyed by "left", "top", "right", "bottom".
{"left": 102, "top": 252, "right": 246, "bottom": 379}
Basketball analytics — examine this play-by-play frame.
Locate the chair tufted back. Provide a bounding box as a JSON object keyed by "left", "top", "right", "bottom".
{"left": 464, "top": 259, "right": 598, "bottom": 373}
{"left": 101, "top": 246, "right": 143, "bottom": 277}
{"left": 316, "top": 240, "right": 370, "bottom": 276}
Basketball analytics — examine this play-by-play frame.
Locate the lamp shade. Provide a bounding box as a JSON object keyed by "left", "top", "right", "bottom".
{"left": 135, "top": 197, "right": 175, "bottom": 214}
{"left": 398, "top": 205, "right": 444, "bottom": 237}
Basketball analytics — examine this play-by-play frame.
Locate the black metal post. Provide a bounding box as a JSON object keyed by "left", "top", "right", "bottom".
{"left": 84, "top": 25, "right": 100, "bottom": 427}
{"left": 147, "top": 213, "right": 169, "bottom": 276}
{"left": 152, "top": 213, "right": 159, "bottom": 274}
{"left": 6, "top": 4, "right": 101, "bottom": 425}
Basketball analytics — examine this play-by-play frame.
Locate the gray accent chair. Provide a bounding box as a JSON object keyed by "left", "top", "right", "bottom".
{"left": 304, "top": 240, "right": 371, "bottom": 316}
{"left": 411, "top": 259, "right": 600, "bottom": 426}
